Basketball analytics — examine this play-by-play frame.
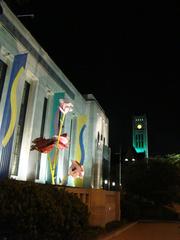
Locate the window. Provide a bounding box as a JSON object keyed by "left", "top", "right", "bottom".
{"left": 35, "top": 97, "right": 48, "bottom": 179}
{"left": 141, "top": 134, "right": 144, "bottom": 148}
{"left": 11, "top": 81, "right": 30, "bottom": 175}
{"left": 97, "top": 131, "right": 100, "bottom": 142}
{"left": 135, "top": 135, "right": 138, "bottom": 148}
{"left": 0, "top": 59, "right": 7, "bottom": 102}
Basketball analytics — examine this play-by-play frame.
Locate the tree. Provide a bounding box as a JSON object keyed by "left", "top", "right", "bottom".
{"left": 122, "top": 156, "right": 180, "bottom": 205}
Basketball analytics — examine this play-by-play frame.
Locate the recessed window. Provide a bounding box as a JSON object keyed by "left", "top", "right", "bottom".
{"left": 36, "top": 97, "right": 48, "bottom": 179}
{"left": 0, "top": 59, "right": 7, "bottom": 102}
{"left": 11, "top": 81, "right": 30, "bottom": 175}
{"left": 97, "top": 131, "right": 100, "bottom": 142}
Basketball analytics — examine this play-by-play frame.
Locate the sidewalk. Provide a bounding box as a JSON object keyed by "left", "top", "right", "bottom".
{"left": 96, "top": 222, "right": 138, "bottom": 240}
{"left": 97, "top": 220, "right": 180, "bottom": 240}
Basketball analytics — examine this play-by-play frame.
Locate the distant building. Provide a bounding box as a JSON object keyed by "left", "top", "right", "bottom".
{"left": 132, "top": 114, "right": 149, "bottom": 158}
{"left": 110, "top": 115, "right": 149, "bottom": 190}
{"left": 0, "top": 2, "right": 110, "bottom": 189}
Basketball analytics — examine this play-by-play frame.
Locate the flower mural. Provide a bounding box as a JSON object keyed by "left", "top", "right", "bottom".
{"left": 30, "top": 136, "right": 56, "bottom": 153}
{"left": 30, "top": 99, "right": 87, "bottom": 186}
{"left": 57, "top": 133, "right": 69, "bottom": 150}
{"left": 30, "top": 133, "right": 69, "bottom": 153}
{"left": 59, "top": 100, "right": 73, "bottom": 115}
{"left": 68, "top": 160, "right": 85, "bottom": 179}
{"left": 30, "top": 100, "right": 73, "bottom": 184}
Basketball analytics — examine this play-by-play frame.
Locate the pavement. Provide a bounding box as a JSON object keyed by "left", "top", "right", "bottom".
{"left": 97, "top": 220, "right": 180, "bottom": 240}
{"left": 97, "top": 222, "right": 138, "bottom": 240}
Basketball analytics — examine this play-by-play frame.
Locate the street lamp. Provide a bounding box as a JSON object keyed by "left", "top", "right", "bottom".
{"left": 115, "top": 145, "right": 122, "bottom": 188}
{"left": 112, "top": 181, "right": 116, "bottom": 186}
{"left": 104, "top": 179, "right": 108, "bottom": 185}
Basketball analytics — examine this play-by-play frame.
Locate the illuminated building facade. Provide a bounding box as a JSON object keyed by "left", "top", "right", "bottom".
{"left": 132, "top": 114, "right": 149, "bottom": 158}
{"left": 0, "top": 2, "right": 110, "bottom": 188}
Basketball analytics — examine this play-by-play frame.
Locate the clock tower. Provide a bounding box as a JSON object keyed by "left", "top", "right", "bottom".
{"left": 132, "top": 114, "right": 148, "bottom": 158}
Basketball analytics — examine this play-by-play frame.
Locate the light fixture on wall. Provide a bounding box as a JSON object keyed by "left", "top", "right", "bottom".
{"left": 46, "top": 87, "right": 53, "bottom": 96}
{"left": 104, "top": 179, "right": 108, "bottom": 185}
{"left": 112, "top": 181, "right": 116, "bottom": 186}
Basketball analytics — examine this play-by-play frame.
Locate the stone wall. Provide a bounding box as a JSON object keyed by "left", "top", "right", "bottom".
{"left": 64, "top": 187, "right": 120, "bottom": 227}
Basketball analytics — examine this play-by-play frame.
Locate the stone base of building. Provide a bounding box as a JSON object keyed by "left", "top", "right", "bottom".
{"left": 62, "top": 187, "right": 120, "bottom": 227}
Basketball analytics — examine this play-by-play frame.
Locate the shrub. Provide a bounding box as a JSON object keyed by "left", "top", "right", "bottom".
{"left": 0, "top": 179, "right": 89, "bottom": 240}
{"left": 105, "top": 220, "right": 122, "bottom": 232}
{"left": 121, "top": 192, "right": 179, "bottom": 221}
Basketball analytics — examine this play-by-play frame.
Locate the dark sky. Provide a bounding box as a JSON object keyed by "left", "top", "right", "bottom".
{"left": 7, "top": 1, "right": 179, "bottom": 155}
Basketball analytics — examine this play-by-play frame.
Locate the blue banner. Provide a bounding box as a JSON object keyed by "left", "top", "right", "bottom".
{"left": 0, "top": 53, "right": 27, "bottom": 179}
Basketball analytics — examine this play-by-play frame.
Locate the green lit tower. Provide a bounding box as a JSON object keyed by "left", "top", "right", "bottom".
{"left": 132, "top": 114, "right": 149, "bottom": 158}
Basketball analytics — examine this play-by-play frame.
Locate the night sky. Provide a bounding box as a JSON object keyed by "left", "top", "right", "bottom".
{"left": 7, "top": 1, "right": 179, "bottom": 155}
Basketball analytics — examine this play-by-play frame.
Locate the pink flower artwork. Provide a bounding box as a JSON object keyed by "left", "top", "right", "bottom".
{"left": 68, "top": 160, "right": 84, "bottom": 179}
{"left": 30, "top": 136, "right": 57, "bottom": 153}
{"left": 59, "top": 100, "right": 73, "bottom": 115}
{"left": 30, "top": 133, "right": 69, "bottom": 153}
{"left": 57, "top": 133, "right": 69, "bottom": 150}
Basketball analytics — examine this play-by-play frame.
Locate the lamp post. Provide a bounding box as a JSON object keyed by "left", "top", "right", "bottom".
{"left": 115, "top": 145, "right": 122, "bottom": 190}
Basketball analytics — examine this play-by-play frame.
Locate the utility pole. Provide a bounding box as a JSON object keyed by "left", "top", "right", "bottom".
{"left": 119, "top": 145, "right": 122, "bottom": 189}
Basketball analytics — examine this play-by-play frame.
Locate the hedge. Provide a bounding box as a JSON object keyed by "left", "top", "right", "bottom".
{"left": 0, "top": 179, "right": 89, "bottom": 240}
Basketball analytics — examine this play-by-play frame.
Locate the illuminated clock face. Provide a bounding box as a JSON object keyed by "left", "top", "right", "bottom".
{"left": 137, "top": 124, "right": 143, "bottom": 129}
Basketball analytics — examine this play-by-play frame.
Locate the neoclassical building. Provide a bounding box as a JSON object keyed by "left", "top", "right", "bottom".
{"left": 0, "top": 1, "right": 110, "bottom": 189}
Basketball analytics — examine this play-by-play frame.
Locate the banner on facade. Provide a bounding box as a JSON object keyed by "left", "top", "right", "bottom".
{"left": 0, "top": 53, "right": 27, "bottom": 179}
{"left": 74, "top": 115, "right": 87, "bottom": 187}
